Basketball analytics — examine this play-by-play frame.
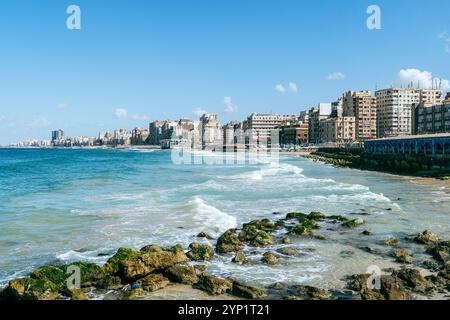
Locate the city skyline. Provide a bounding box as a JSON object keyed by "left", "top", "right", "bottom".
{"left": 1, "top": 0, "right": 450, "bottom": 144}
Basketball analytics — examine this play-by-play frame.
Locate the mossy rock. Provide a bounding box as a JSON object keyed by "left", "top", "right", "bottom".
{"left": 30, "top": 266, "right": 67, "bottom": 289}
{"left": 164, "top": 265, "right": 198, "bottom": 285}
{"left": 3, "top": 277, "right": 60, "bottom": 300}
{"left": 102, "top": 248, "right": 137, "bottom": 276}
{"left": 287, "top": 225, "right": 313, "bottom": 236}
{"left": 342, "top": 218, "right": 364, "bottom": 228}
{"left": 301, "top": 219, "right": 320, "bottom": 230}
{"left": 137, "top": 274, "right": 170, "bottom": 292}
{"left": 250, "top": 231, "right": 273, "bottom": 247}
{"left": 232, "top": 281, "right": 267, "bottom": 299}
{"left": 286, "top": 212, "right": 308, "bottom": 221}
{"left": 308, "top": 212, "right": 327, "bottom": 221}
{"left": 327, "top": 215, "right": 348, "bottom": 222}
{"left": 216, "top": 229, "right": 243, "bottom": 254}
{"left": 187, "top": 243, "right": 214, "bottom": 261}
{"left": 262, "top": 252, "right": 279, "bottom": 265}
{"left": 140, "top": 245, "right": 164, "bottom": 253}
{"left": 195, "top": 273, "right": 232, "bottom": 295}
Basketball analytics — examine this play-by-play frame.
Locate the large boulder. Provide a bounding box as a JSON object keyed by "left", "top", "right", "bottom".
{"left": 413, "top": 230, "right": 439, "bottom": 245}
{"left": 119, "top": 245, "right": 188, "bottom": 280}
{"left": 197, "top": 232, "right": 213, "bottom": 240}
{"left": 308, "top": 212, "right": 327, "bottom": 221}
{"left": 102, "top": 247, "right": 137, "bottom": 276}
{"left": 287, "top": 225, "right": 313, "bottom": 236}
{"left": 347, "top": 273, "right": 411, "bottom": 300}
{"left": 195, "top": 273, "right": 232, "bottom": 295}
{"left": 216, "top": 229, "right": 243, "bottom": 254}
{"left": 231, "top": 281, "right": 267, "bottom": 299}
{"left": 2, "top": 277, "right": 60, "bottom": 300}
{"left": 392, "top": 269, "right": 428, "bottom": 289}
{"left": 276, "top": 247, "right": 303, "bottom": 257}
{"left": 342, "top": 218, "right": 364, "bottom": 228}
{"left": 137, "top": 274, "right": 170, "bottom": 292}
{"left": 187, "top": 243, "right": 214, "bottom": 261}
{"left": 426, "top": 241, "right": 450, "bottom": 263}
{"left": 164, "top": 265, "right": 198, "bottom": 285}
{"left": 287, "top": 285, "right": 335, "bottom": 300}
{"left": 232, "top": 251, "right": 249, "bottom": 265}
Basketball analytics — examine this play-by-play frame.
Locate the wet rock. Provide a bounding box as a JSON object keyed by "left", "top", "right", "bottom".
{"left": 119, "top": 245, "right": 188, "bottom": 280}
{"left": 216, "top": 229, "right": 243, "bottom": 254}
{"left": 342, "top": 218, "right": 364, "bottom": 228}
{"left": 308, "top": 212, "right": 327, "bottom": 221}
{"left": 379, "top": 275, "right": 411, "bottom": 300}
{"left": 164, "top": 265, "right": 197, "bottom": 285}
{"left": 382, "top": 237, "right": 399, "bottom": 246}
{"left": 195, "top": 273, "right": 232, "bottom": 295}
{"left": 348, "top": 274, "right": 411, "bottom": 300}
{"left": 268, "top": 282, "right": 289, "bottom": 290}
{"left": 137, "top": 274, "right": 170, "bottom": 292}
{"left": 197, "top": 232, "right": 213, "bottom": 240}
{"left": 287, "top": 285, "right": 335, "bottom": 300}
{"left": 287, "top": 225, "right": 313, "bottom": 236}
{"left": 96, "top": 275, "right": 123, "bottom": 290}
{"left": 301, "top": 219, "right": 320, "bottom": 230}
{"left": 360, "top": 246, "right": 380, "bottom": 255}
{"left": 413, "top": 230, "right": 439, "bottom": 245}
{"left": 362, "top": 230, "right": 372, "bottom": 236}
{"left": 274, "top": 220, "right": 285, "bottom": 229}
{"left": 250, "top": 231, "right": 273, "bottom": 247}
{"left": 193, "top": 265, "right": 207, "bottom": 274}
{"left": 262, "top": 252, "right": 280, "bottom": 265}
{"left": 2, "top": 278, "right": 60, "bottom": 300}
{"left": 392, "top": 269, "right": 428, "bottom": 289}
{"left": 243, "top": 219, "right": 276, "bottom": 232}
{"left": 392, "top": 249, "right": 412, "bottom": 264}
{"left": 63, "top": 288, "right": 89, "bottom": 300}
{"left": 281, "top": 237, "right": 292, "bottom": 244}
{"left": 102, "top": 247, "right": 137, "bottom": 276}
{"left": 422, "top": 260, "right": 440, "bottom": 272}
{"left": 122, "top": 288, "right": 145, "bottom": 300}
{"left": 327, "top": 215, "right": 349, "bottom": 223}
{"left": 286, "top": 212, "right": 308, "bottom": 221}
{"left": 232, "top": 281, "right": 267, "bottom": 299}
{"left": 276, "top": 247, "right": 303, "bottom": 257}
{"left": 187, "top": 243, "right": 214, "bottom": 261}
{"left": 426, "top": 241, "right": 450, "bottom": 263}
{"left": 232, "top": 251, "right": 249, "bottom": 265}
{"left": 140, "top": 245, "right": 164, "bottom": 253}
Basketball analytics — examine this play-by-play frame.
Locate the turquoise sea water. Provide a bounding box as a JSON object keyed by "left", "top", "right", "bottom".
{"left": 0, "top": 148, "right": 449, "bottom": 289}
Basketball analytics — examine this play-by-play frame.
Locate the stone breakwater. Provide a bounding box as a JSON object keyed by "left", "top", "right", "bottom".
{"left": 0, "top": 211, "right": 449, "bottom": 300}
{"left": 303, "top": 148, "right": 450, "bottom": 179}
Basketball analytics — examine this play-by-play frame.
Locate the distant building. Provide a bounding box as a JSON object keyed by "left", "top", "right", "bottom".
{"left": 319, "top": 116, "right": 356, "bottom": 144}
{"left": 279, "top": 121, "right": 309, "bottom": 146}
{"left": 131, "top": 127, "right": 149, "bottom": 145}
{"left": 200, "top": 113, "right": 222, "bottom": 150}
{"left": 415, "top": 102, "right": 450, "bottom": 134}
{"left": 444, "top": 92, "right": 450, "bottom": 104}
{"left": 148, "top": 121, "right": 164, "bottom": 145}
{"left": 376, "top": 88, "right": 442, "bottom": 138}
{"left": 308, "top": 103, "right": 332, "bottom": 144}
{"left": 342, "top": 91, "right": 377, "bottom": 141}
{"left": 51, "top": 129, "right": 64, "bottom": 145}
{"left": 113, "top": 129, "right": 131, "bottom": 146}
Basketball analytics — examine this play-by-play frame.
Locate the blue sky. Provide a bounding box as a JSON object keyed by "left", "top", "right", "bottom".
{"left": 0, "top": 0, "right": 449, "bottom": 144}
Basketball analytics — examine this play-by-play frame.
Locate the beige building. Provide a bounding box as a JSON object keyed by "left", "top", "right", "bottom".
{"left": 319, "top": 116, "right": 356, "bottom": 144}
{"left": 245, "top": 113, "right": 298, "bottom": 147}
{"left": 342, "top": 91, "right": 377, "bottom": 141}
{"left": 200, "top": 113, "right": 222, "bottom": 150}
{"left": 376, "top": 88, "right": 442, "bottom": 138}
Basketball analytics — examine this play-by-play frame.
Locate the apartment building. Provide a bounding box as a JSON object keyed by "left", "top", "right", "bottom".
{"left": 245, "top": 113, "right": 298, "bottom": 147}
{"left": 200, "top": 113, "right": 222, "bottom": 150}
{"left": 308, "top": 103, "right": 332, "bottom": 144}
{"left": 319, "top": 116, "right": 356, "bottom": 144}
{"left": 341, "top": 91, "right": 377, "bottom": 141}
{"left": 376, "top": 88, "right": 442, "bottom": 138}
{"left": 415, "top": 102, "right": 450, "bottom": 134}
{"left": 279, "top": 121, "right": 309, "bottom": 146}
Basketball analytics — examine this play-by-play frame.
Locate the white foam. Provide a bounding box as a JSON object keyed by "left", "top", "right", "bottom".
{"left": 188, "top": 197, "right": 237, "bottom": 235}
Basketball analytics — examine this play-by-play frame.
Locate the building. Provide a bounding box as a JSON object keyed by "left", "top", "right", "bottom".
{"left": 51, "top": 129, "right": 64, "bottom": 145}
{"left": 200, "top": 113, "right": 222, "bottom": 150}
{"left": 319, "top": 116, "right": 356, "bottom": 144}
{"left": 415, "top": 102, "right": 450, "bottom": 134}
{"left": 308, "top": 103, "right": 332, "bottom": 144}
{"left": 376, "top": 88, "right": 442, "bottom": 138}
{"left": 131, "top": 127, "right": 150, "bottom": 145}
{"left": 342, "top": 91, "right": 377, "bottom": 141}
{"left": 279, "top": 121, "right": 309, "bottom": 146}
{"left": 148, "top": 121, "right": 164, "bottom": 145}
{"left": 244, "top": 113, "right": 298, "bottom": 147}
{"left": 444, "top": 92, "right": 450, "bottom": 103}
{"left": 113, "top": 129, "right": 131, "bottom": 146}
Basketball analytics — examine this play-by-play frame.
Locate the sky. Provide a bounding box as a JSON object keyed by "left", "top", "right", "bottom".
{"left": 0, "top": 0, "right": 449, "bottom": 145}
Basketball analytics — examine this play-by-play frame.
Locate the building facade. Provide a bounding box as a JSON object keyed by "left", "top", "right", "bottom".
{"left": 245, "top": 113, "right": 298, "bottom": 147}
{"left": 319, "top": 116, "right": 356, "bottom": 144}
{"left": 200, "top": 113, "right": 222, "bottom": 150}
{"left": 308, "top": 103, "right": 332, "bottom": 144}
{"left": 342, "top": 91, "right": 377, "bottom": 141}
{"left": 279, "top": 122, "right": 309, "bottom": 146}
{"left": 376, "top": 88, "right": 442, "bottom": 138}
{"left": 415, "top": 103, "right": 450, "bottom": 134}
{"left": 131, "top": 127, "right": 150, "bottom": 145}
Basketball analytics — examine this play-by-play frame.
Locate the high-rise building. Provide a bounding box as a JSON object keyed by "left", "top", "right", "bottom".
{"left": 415, "top": 102, "right": 450, "bottom": 134}
{"left": 148, "top": 121, "right": 164, "bottom": 145}
{"left": 308, "top": 103, "right": 332, "bottom": 144}
{"left": 376, "top": 88, "right": 442, "bottom": 138}
{"left": 342, "top": 91, "right": 377, "bottom": 141}
{"left": 51, "top": 129, "right": 64, "bottom": 142}
{"left": 131, "top": 127, "right": 150, "bottom": 145}
{"left": 279, "top": 121, "right": 309, "bottom": 146}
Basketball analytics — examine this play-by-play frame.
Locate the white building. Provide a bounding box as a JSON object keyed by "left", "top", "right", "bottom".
{"left": 200, "top": 113, "right": 222, "bottom": 150}
{"left": 245, "top": 113, "right": 298, "bottom": 147}
{"left": 376, "top": 88, "right": 442, "bottom": 137}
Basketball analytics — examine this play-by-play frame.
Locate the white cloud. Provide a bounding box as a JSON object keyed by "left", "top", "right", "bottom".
{"left": 130, "top": 114, "right": 149, "bottom": 121}
{"left": 194, "top": 107, "right": 207, "bottom": 118}
{"left": 288, "top": 82, "right": 298, "bottom": 93}
{"left": 31, "top": 116, "right": 50, "bottom": 127}
{"left": 397, "top": 68, "right": 450, "bottom": 91}
{"left": 275, "top": 84, "right": 286, "bottom": 93}
{"left": 326, "top": 72, "right": 346, "bottom": 80}
{"left": 114, "top": 108, "right": 128, "bottom": 119}
{"left": 56, "top": 102, "right": 69, "bottom": 110}
{"left": 224, "top": 97, "right": 237, "bottom": 113}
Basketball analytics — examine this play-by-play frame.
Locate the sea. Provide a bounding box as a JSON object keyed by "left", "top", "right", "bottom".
{"left": 0, "top": 148, "right": 449, "bottom": 290}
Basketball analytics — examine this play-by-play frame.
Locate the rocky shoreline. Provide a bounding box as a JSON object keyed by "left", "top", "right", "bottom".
{"left": 0, "top": 211, "right": 448, "bottom": 301}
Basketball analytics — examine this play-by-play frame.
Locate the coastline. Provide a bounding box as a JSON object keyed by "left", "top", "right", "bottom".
{"left": 1, "top": 210, "right": 448, "bottom": 301}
